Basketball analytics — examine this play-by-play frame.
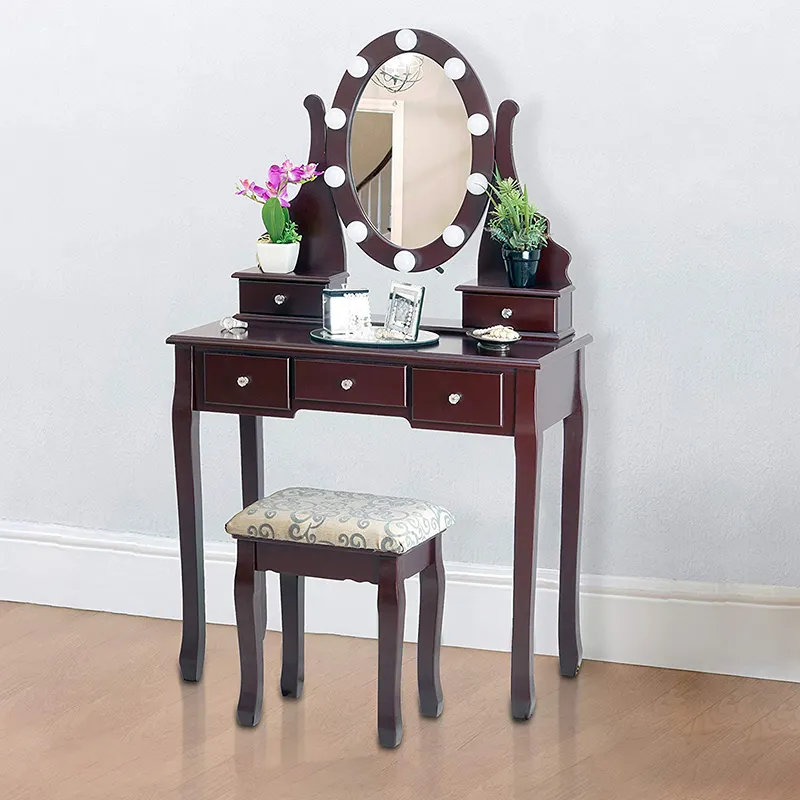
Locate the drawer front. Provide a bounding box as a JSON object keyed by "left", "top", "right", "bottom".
{"left": 412, "top": 369, "right": 505, "bottom": 428}
{"left": 462, "top": 293, "right": 557, "bottom": 334}
{"left": 295, "top": 360, "right": 407, "bottom": 407}
{"left": 201, "top": 353, "right": 290, "bottom": 410}
{"left": 239, "top": 279, "right": 323, "bottom": 318}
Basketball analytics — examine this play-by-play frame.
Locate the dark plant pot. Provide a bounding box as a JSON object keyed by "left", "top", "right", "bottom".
{"left": 502, "top": 247, "right": 541, "bottom": 288}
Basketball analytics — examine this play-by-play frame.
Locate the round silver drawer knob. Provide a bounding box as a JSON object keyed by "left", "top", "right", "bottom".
{"left": 501, "top": 307, "right": 513, "bottom": 319}
{"left": 341, "top": 379, "right": 354, "bottom": 391}
{"left": 237, "top": 376, "right": 250, "bottom": 388}
{"left": 274, "top": 294, "right": 287, "bottom": 305}
{"left": 448, "top": 392, "right": 462, "bottom": 405}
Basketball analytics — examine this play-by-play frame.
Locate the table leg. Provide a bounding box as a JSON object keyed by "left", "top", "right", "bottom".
{"left": 559, "top": 350, "right": 587, "bottom": 677}
{"left": 239, "top": 416, "right": 267, "bottom": 640}
{"left": 172, "top": 346, "right": 205, "bottom": 682}
{"left": 511, "top": 370, "right": 543, "bottom": 720}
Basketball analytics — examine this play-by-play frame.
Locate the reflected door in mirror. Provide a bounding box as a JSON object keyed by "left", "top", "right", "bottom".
{"left": 350, "top": 55, "right": 472, "bottom": 249}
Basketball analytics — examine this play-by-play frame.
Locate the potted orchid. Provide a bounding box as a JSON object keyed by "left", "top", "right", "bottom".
{"left": 236, "top": 160, "right": 321, "bottom": 273}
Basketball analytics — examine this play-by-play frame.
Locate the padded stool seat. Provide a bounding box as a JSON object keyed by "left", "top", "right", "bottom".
{"left": 225, "top": 486, "right": 455, "bottom": 553}
{"left": 226, "top": 487, "right": 453, "bottom": 748}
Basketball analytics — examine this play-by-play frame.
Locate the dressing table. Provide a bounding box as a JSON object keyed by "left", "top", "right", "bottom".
{"left": 167, "top": 28, "right": 590, "bottom": 720}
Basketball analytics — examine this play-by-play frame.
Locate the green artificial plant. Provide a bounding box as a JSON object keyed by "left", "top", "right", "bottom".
{"left": 486, "top": 171, "right": 549, "bottom": 252}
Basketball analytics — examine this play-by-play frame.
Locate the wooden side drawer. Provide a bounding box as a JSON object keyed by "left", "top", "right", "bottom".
{"left": 411, "top": 368, "right": 507, "bottom": 429}
{"left": 295, "top": 360, "right": 407, "bottom": 407}
{"left": 239, "top": 279, "right": 323, "bottom": 318}
{"left": 462, "top": 293, "right": 558, "bottom": 334}
{"left": 199, "top": 353, "right": 290, "bottom": 411}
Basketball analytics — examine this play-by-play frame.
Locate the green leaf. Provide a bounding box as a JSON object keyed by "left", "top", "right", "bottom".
{"left": 485, "top": 172, "right": 549, "bottom": 251}
{"left": 262, "top": 197, "right": 285, "bottom": 242}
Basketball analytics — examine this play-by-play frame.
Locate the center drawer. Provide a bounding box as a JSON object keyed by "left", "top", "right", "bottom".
{"left": 294, "top": 360, "right": 407, "bottom": 407}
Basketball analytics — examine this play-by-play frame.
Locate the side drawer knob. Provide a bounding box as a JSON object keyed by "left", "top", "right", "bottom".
{"left": 448, "top": 392, "right": 462, "bottom": 405}
{"left": 501, "top": 307, "right": 513, "bottom": 319}
{"left": 341, "top": 379, "right": 354, "bottom": 391}
{"left": 237, "top": 376, "right": 250, "bottom": 388}
{"left": 274, "top": 294, "right": 287, "bottom": 305}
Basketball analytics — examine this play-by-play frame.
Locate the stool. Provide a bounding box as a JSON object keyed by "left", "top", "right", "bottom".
{"left": 225, "top": 486, "right": 454, "bottom": 748}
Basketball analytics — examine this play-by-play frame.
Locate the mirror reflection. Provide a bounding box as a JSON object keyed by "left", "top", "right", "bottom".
{"left": 350, "top": 54, "right": 472, "bottom": 249}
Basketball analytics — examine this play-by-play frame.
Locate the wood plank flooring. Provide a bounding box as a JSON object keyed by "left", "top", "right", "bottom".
{"left": 1, "top": 601, "right": 799, "bottom": 799}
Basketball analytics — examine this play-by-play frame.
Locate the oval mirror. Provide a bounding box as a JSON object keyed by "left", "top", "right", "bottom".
{"left": 325, "top": 30, "right": 495, "bottom": 273}
{"left": 350, "top": 54, "right": 472, "bottom": 250}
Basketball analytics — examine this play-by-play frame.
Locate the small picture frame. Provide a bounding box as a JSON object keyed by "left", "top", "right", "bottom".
{"left": 384, "top": 282, "right": 425, "bottom": 341}
{"left": 322, "top": 288, "right": 372, "bottom": 336}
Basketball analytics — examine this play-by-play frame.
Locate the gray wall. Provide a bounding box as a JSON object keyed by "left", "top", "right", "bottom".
{"left": 2, "top": 1, "right": 799, "bottom": 586}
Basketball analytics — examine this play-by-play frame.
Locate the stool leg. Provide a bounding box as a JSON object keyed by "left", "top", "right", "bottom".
{"left": 235, "top": 540, "right": 264, "bottom": 727}
{"left": 418, "top": 537, "right": 444, "bottom": 718}
{"left": 280, "top": 574, "right": 305, "bottom": 698}
{"left": 377, "top": 557, "right": 405, "bottom": 748}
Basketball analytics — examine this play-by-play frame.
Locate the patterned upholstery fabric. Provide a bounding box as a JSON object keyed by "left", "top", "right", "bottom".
{"left": 225, "top": 487, "right": 454, "bottom": 554}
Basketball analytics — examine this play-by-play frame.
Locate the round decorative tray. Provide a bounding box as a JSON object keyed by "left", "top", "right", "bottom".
{"left": 310, "top": 327, "right": 440, "bottom": 349}
{"left": 467, "top": 328, "right": 521, "bottom": 355}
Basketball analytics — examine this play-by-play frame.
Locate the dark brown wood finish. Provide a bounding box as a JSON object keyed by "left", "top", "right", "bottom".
{"left": 234, "top": 539, "right": 263, "bottom": 726}
{"left": 169, "top": 317, "right": 589, "bottom": 719}
{"left": 198, "top": 352, "right": 290, "bottom": 412}
{"left": 294, "top": 359, "right": 407, "bottom": 407}
{"left": 279, "top": 574, "right": 305, "bottom": 698}
{"left": 239, "top": 415, "right": 267, "bottom": 640}
{"left": 510, "top": 368, "right": 543, "bottom": 720}
{"left": 377, "top": 555, "right": 406, "bottom": 747}
{"left": 234, "top": 268, "right": 348, "bottom": 324}
{"left": 462, "top": 291, "right": 558, "bottom": 334}
{"left": 173, "top": 320, "right": 586, "bottom": 369}
{"left": 232, "top": 532, "right": 446, "bottom": 748}
{"left": 171, "top": 345, "right": 205, "bottom": 682}
{"left": 417, "top": 535, "right": 444, "bottom": 718}
{"left": 168, "top": 24, "right": 591, "bottom": 723}
{"left": 559, "top": 348, "right": 587, "bottom": 677}
{"left": 291, "top": 94, "right": 346, "bottom": 278}
{"left": 411, "top": 368, "right": 508, "bottom": 430}
{"left": 326, "top": 29, "right": 495, "bottom": 273}
{"left": 238, "top": 277, "right": 332, "bottom": 318}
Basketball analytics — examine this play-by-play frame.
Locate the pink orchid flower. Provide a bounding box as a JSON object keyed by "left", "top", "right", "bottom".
{"left": 236, "top": 160, "right": 320, "bottom": 210}
{"left": 297, "top": 162, "right": 322, "bottom": 182}
{"left": 265, "top": 164, "right": 290, "bottom": 207}
{"left": 282, "top": 159, "right": 306, "bottom": 183}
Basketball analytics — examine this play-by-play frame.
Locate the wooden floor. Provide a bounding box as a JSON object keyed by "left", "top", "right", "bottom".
{"left": 2, "top": 602, "right": 799, "bottom": 799}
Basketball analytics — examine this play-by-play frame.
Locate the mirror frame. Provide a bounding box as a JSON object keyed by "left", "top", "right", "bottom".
{"left": 325, "top": 29, "right": 495, "bottom": 273}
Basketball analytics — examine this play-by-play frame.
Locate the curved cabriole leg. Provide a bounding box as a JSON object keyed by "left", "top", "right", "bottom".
{"left": 172, "top": 345, "right": 205, "bottom": 683}
{"left": 280, "top": 574, "right": 305, "bottom": 698}
{"left": 510, "top": 370, "right": 543, "bottom": 721}
{"left": 239, "top": 415, "right": 267, "bottom": 641}
{"left": 235, "top": 541, "right": 264, "bottom": 727}
{"left": 559, "top": 350, "right": 587, "bottom": 678}
{"left": 418, "top": 537, "right": 445, "bottom": 718}
{"left": 377, "top": 557, "right": 405, "bottom": 748}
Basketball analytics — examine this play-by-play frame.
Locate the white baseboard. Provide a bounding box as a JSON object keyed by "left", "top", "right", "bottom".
{"left": 2, "top": 520, "right": 800, "bottom": 682}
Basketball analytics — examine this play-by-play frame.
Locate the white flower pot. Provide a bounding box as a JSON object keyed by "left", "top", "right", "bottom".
{"left": 256, "top": 241, "right": 300, "bottom": 274}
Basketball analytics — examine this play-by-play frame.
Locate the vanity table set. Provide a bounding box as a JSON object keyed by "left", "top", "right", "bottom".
{"left": 167, "top": 28, "right": 591, "bottom": 735}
